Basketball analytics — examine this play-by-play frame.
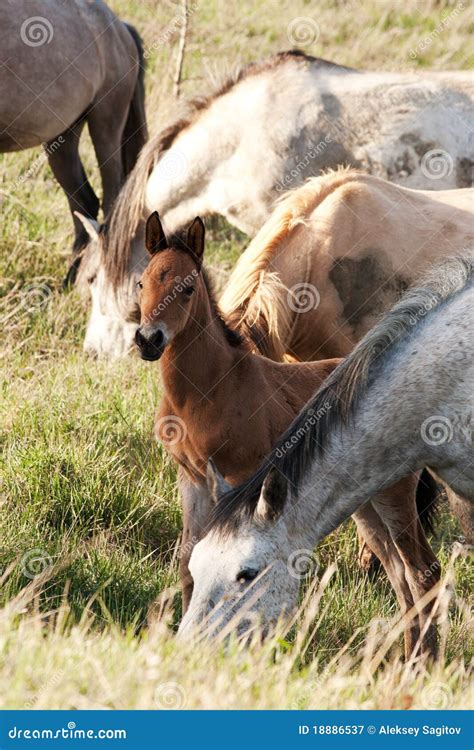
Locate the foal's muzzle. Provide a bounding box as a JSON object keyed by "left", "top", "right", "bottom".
{"left": 135, "top": 326, "right": 166, "bottom": 361}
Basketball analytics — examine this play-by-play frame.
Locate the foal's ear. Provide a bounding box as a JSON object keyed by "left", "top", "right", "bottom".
{"left": 187, "top": 217, "right": 205, "bottom": 260}
{"left": 255, "top": 468, "right": 288, "bottom": 523}
{"left": 206, "top": 459, "right": 231, "bottom": 503}
{"left": 146, "top": 211, "right": 168, "bottom": 255}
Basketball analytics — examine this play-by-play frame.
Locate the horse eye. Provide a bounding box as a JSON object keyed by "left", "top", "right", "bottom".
{"left": 184, "top": 286, "right": 195, "bottom": 296}
{"left": 136, "top": 280, "right": 143, "bottom": 290}
{"left": 87, "top": 274, "right": 96, "bottom": 285}
{"left": 236, "top": 568, "right": 259, "bottom": 584}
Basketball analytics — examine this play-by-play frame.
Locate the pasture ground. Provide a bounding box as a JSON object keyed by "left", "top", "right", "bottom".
{"left": 0, "top": 0, "right": 473, "bottom": 709}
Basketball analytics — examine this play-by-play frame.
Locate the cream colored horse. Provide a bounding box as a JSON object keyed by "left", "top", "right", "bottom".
{"left": 221, "top": 169, "right": 474, "bottom": 361}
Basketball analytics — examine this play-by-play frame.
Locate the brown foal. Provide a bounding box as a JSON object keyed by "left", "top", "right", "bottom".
{"left": 135, "top": 213, "right": 440, "bottom": 657}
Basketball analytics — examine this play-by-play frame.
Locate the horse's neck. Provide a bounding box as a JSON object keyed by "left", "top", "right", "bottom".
{"left": 144, "top": 69, "right": 355, "bottom": 238}
{"left": 283, "top": 406, "right": 405, "bottom": 552}
{"left": 283, "top": 358, "right": 433, "bottom": 550}
{"left": 159, "top": 284, "right": 239, "bottom": 408}
{"left": 144, "top": 118, "right": 260, "bottom": 236}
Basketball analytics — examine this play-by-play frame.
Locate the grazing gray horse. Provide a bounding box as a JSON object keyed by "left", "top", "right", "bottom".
{"left": 1, "top": 0, "right": 147, "bottom": 280}
{"left": 75, "top": 50, "right": 473, "bottom": 358}
{"left": 179, "top": 256, "right": 473, "bottom": 656}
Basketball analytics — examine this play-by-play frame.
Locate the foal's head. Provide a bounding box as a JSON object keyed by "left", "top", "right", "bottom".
{"left": 135, "top": 212, "right": 204, "bottom": 361}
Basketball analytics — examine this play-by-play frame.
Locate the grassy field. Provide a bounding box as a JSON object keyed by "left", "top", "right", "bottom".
{"left": 1, "top": 0, "right": 473, "bottom": 709}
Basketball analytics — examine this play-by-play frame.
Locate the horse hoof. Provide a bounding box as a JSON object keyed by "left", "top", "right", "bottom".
{"left": 358, "top": 549, "right": 382, "bottom": 578}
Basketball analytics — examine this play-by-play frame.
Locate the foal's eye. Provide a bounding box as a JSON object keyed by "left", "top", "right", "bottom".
{"left": 136, "top": 280, "right": 143, "bottom": 290}
{"left": 87, "top": 274, "right": 96, "bottom": 285}
{"left": 184, "top": 286, "right": 195, "bottom": 297}
{"left": 236, "top": 568, "right": 259, "bottom": 584}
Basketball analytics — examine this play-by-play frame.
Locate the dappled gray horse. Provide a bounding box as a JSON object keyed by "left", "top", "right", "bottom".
{"left": 180, "top": 256, "right": 473, "bottom": 656}
{"left": 1, "top": 0, "right": 147, "bottom": 280}
{"left": 75, "top": 50, "right": 473, "bottom": 357}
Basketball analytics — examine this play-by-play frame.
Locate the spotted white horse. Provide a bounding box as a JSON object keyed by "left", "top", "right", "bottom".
{"left": 75, "top": 51, "right": 473, "bottom": 358}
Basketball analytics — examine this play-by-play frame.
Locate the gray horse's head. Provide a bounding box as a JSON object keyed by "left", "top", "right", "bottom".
{"left": 75, "top": 213, "right": 144, "bottom": 359}
{"left": 178, "top": 463, "right": 300, "bottom": 641}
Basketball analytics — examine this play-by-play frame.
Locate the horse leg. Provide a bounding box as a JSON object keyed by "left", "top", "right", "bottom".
{"left": 87, "top": 91, "right": 131, "bottom": 216}
{"left": 446, "top": 488, "right": 474, "bottom": 544}
{"left": 372, "top": 476, "right": 440, "bottom": 659}
{"left": 178, "top": 468, "right": 213, "bottom": 615}
{"left": 353, "top": 503, "right": 421, "bottom": 659}
{"left": 46, "top": 119, "right": 100, "bottom": 275}
{"left": 356, "top": 527, "right": 380, "bottom": 574}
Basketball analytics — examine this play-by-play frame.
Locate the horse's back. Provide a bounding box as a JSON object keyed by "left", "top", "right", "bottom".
{"left": 307, "top": 174, "right": 474, "bottom": 266}
{"left": 0, "top": 0, "right": 135, "bottom": 148}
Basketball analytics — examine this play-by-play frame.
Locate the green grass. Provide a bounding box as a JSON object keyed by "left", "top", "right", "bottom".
{"left": 0, "top": 0, "right": 472, "bottom": 709}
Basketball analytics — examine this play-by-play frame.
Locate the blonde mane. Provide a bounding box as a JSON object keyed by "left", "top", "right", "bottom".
{"left": 220, "top": 167, "right": 362, "bottom": 360}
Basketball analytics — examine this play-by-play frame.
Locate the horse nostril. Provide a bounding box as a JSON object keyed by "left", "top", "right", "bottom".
{"left": 150, "top": 329, "right": 164, "bottom": 349}
{"left": 208, "top": 599, "right": 216, "bottom": 611}
{"left": 134, "top": 328, "right": 149, "bottom": 349}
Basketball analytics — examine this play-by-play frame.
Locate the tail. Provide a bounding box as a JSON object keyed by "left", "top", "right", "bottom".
{"left": 121, "top": 23, "right": 148, "bottom": 177}
{"left": 416, "top": 468, "right": 443, "bottom": 537}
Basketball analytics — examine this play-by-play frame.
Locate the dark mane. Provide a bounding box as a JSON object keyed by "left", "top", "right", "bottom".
{"left": 210, "top": 255, "right": 473, "bottom": 535}
{"left": 201, "top": 266, "right": 245, "bottom": 348}
{"left": 100, "top": 50, "right": 353, "bottom": 289}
